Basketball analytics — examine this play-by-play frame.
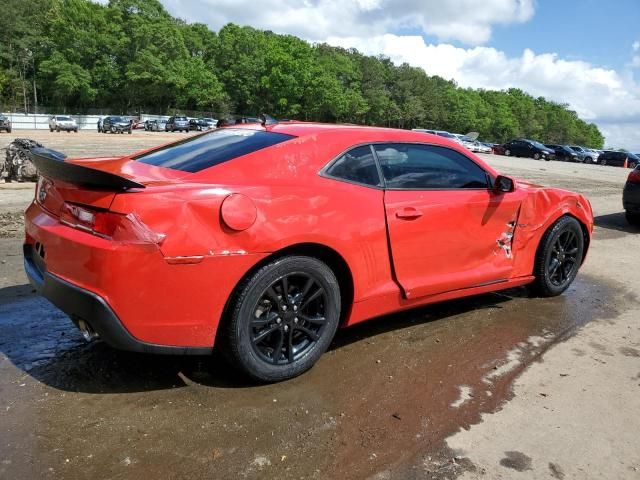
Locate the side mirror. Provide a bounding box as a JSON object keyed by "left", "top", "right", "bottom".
{"left": 494, "top": 175, "right": 515, "bottom": 193}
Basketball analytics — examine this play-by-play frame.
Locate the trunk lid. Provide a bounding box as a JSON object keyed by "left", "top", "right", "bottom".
{"left": 31, "top": 148, "right": 187, "bottom": 216}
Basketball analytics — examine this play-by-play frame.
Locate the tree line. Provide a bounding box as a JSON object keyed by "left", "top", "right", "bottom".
{"left": 0, "top": 0, "right": 605, "bottom": 147}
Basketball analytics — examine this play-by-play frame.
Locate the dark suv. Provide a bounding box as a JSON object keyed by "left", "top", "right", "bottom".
{"left": 0, "top": 114, "right": 11, "bottom": 133}
{"left": 166, "top": 116, "right": 189, "bottom": 132}
{"left": 545, "top": 144, "right": 583, "bottom": 162}
{"left": 502, "top": 139, "right": 555, "bottom": 161}
{"left": 597, "top": 151, "right": 639, "bottom": 168}
{"left": 101, "top": 116, "right": 132, "bottom": 134}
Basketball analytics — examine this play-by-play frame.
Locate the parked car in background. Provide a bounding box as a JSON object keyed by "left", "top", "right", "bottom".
{"left": 190, "top": 118, "right": 217, "bottom": 131}
{"left": 492, "top": 144, "right": 506, "bottom": 155}
{"left": 0, "top": 114, "right": 11, "bottom": 133}
{"left": 412, "top": 129, "right": 464, "bottom": 146}
{"left": 126, "top": 118, "right": 144, "bottom": 129}
{"left": 623, "top": 165, "right": 640, "bottom": 226}
{"left": 502, "top": 139, "right": 555, "bottom": 160}
{"left": 101, "top": 116, "right": 132, "bottom": 134}
{"left": 545, "top": 144, "right": 584, "bottom": 163}
{"left": 49, "top": 116, "right": 78, "bottom": 133}
{"left": 569, "top": 146, "right": 599, "bottom": 164}
{"left": 25, "top": 123, "right": 593, "bottom": 381}
{"left": 597, "top": 151, "right": 640, "bottom": 168}
{"left": 149, "top": 119, "right": 167, "bottom": 132}
{"left": 166, "top": 116, "right": 189, "bottom": 132}
{"left": 470, "top": 141, "right": 493, "bottom": 154}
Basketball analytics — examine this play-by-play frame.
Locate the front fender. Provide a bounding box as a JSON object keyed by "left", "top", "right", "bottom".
{"left": 511, "top": 188, "right": 593, "bottom": 278}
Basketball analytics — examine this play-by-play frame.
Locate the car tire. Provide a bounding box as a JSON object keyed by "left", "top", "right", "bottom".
{"left": 530, "top": 215, "right": 584, "bottom": 297}
{"left": 221, "top": 255, "right": 341, "bottom": 382}
{"left": 6, "top": 128, "right": 10, "bottom": 134}
{"left": 49, "top": 128, "right": 53, "bottom": 132}
{"left": 600, "top": 158, "right": 607, "bottom": 166}
{"left": 128, "top": 129, "right": 132, "bottom": 135}
{"left": 629, "top": 161, "right": 638, "bottom": 169}
{"left": 585, "top": 156, "right": 593, "bottom": 164}
{"left": 533, "top": 153, "right": 541, "bottom": 160}
{"left": 505, "top": 149, "right": 511, "bottom": 156}
{"left": 56, "top": 127, "right": 60, "bottom": 132}
{"left": 625, "top": 211, "right": 640, "bottom": 226}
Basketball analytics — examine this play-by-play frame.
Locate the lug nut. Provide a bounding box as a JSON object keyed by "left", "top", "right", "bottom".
{"left": 294, "top": 317, "right": 298, "bottom": 323}
{"left": 276, "top": 317, "right": 282, "bottom": 324}
{"left": 282, "top": 305, "right": 287, "bottom": 311}
{"left": 293, "top": 305, "right": 298, "bottom": 311}
{"left": 284, "top": 325, "right": 289, "bottom": 332}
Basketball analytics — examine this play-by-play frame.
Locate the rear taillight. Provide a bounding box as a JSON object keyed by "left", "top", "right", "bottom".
{"left": 627, "top": 170, "right": 640, "bottom": 185}
{"left": 60, "top": 202, "right": 165, "bottom": 245}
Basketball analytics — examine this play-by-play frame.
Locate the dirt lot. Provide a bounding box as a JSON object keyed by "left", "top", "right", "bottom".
{"left": 1, "top": 130, "right": 639, "bottom": 479}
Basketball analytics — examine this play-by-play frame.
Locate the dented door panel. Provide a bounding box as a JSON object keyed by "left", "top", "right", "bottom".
{"left": 384, "top": 189, "right": 523, "bottom": 299}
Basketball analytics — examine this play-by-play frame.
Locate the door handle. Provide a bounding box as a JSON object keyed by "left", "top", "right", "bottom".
{"left": 396, "top": 207, "right": 423, "bottom": 219}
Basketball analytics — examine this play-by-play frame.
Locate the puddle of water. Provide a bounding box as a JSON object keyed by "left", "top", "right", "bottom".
{"left": 0, "top": 274, "right": 620, "bottom": 479}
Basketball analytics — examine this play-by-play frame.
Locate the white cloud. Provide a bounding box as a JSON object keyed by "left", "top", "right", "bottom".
{"left": 633, "top": 41, "right": 640, "bottom": 52}
{"left": 161, "top": 0, "right": 534, "bottom": 45}
{"left": 326, "top": 34, "right": 640, "bottom": 149}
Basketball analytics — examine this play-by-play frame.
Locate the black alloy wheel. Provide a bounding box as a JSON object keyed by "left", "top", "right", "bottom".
{"left": 547, "top": 230, "right": 580, "bottom": 286}
{"left": 250, "top": 273, "right": 328, "bottom": 365}
{"left": 531, "top": 216, "right": 584, "bottom": 297}
{"left": 222, "top": 256, "right": 341, "bottom": 382}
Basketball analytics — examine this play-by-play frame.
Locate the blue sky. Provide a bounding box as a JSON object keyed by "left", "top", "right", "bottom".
{"left": 491, "top": 0, "right": 640, "bottom": 71}
{"left": 159, "top": 0, "right": 640, "bottom": 149}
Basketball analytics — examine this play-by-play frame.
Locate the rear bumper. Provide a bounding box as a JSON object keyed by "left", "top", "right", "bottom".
{"left": 24, "top": 201, "right": 268, "bottom": 352}
{"left": 24, "top": 245, "right": 210, "bottom": 354}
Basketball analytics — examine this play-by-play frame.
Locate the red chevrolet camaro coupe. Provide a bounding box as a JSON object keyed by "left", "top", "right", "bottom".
{"left": 24, "top": 122, "right": 593, "bottom": 381}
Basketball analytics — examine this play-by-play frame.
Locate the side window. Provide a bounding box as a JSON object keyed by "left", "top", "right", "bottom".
{"left": 373, "top": 143, "right": 489, "bottom": 190}
{"left": 325, "top": 145, "right": 381, "bottom": 187}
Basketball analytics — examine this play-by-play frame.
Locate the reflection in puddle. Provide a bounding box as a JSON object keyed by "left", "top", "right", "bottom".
{"left": 0, "top": 275, "right": 619, "bottom": 479}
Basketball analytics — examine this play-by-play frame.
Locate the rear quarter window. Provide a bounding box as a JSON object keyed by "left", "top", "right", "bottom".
{"left": 134, "top": 128, "right": 295, "bottom": 173}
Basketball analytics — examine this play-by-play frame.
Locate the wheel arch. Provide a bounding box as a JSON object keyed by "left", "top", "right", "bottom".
{"left": 535, "top": 212, "right": 590, "bottom": 266}
{"left": 214, "top": 242, "right": 355, "bottom": 348}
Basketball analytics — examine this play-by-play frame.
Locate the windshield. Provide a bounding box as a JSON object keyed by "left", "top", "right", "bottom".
{"left": 530, "top": 140, "right": 547, "bottom": 149}
{"left": 135, "top": 128, "right": 295, "bottom": 173}
{"left": 436, "top": 132, "right": 455, "bottom": 138}
{"left": 111, "top": 116, "right": 127, "bottom": 122}
{"left": 57, "top": 116, "right": 73, "bottom": 121}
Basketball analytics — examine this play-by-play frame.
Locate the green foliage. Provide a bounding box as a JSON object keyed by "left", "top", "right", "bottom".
{"left": 0, "top": 0, "right": 605, "bottom": 147}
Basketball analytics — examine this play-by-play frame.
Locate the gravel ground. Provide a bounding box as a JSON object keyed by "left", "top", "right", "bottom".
{"left": 0, "top": 131, "right": 638, "bottom": 479}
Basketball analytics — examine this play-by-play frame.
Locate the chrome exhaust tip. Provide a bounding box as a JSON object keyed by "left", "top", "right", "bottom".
{"left": 77, "top": 319, "right": 99, "bottom": 342}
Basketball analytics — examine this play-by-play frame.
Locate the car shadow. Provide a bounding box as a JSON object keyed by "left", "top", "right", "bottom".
{"left": 0, "top": 283, "right": 525, "bottom": 394}
{"left": 594, "top": 212, "right": 640, "bottom": 234}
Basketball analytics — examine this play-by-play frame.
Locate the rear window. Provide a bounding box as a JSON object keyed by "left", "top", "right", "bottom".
{"left": 135, "top": 128, "right": 295, "bottom": 172}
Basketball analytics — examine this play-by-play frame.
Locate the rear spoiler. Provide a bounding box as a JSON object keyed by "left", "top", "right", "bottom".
{"left": 30, "top": 147, "right": 145, "bottom": 190}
